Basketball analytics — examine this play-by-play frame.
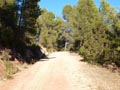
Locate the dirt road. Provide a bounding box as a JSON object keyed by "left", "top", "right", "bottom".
{"left": 0, "top": 52, "right": 120, "bottom": 90}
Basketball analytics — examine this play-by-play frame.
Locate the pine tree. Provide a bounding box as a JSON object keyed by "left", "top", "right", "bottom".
{"left": 0, "top": 0, "right": 16, "bottom": 47}
{"left": 23, "top": 0, "right": 40, "bottom": 45}
{"left": 100, "top": 0, "right": 120, "bottom": 66}
{"left": 68, "top": 0, "right": 111, "bottom": 63}
{"left": 37, "top": 9, "right": 63, "bottom": 51}
{"left": 16, "top": 0, "right": 40, "bottom": 45}
{"left": 62, "top": 5, "right": 76, "bottom": 50}
{"left": 99, "top": 0, "right": 115, "bottom": 31}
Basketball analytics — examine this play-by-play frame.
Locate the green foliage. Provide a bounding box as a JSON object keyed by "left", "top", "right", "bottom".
{"left": 0, "top": 0, "right": 16, "bottom": 47}
{"left": 73, "top": 0, "right": 110, "bottom": 63}
{"left": 20, "top": 0, "right": 41, "bottom": 45}
{"left": 37, "top": 9, "right": 63, "bottom": 51}
{"left": 0, "top": 0, "right": 15, "bottom": 7}
{"left": 0, "top": 0, "right": 5, "bottom": 7}
{"left": 99, "top": 0, "right": 120, "bottom": 66}
{"left": 63, "top": 5, "right": 73, "bottom": 21}
{"left": 63, "top": 0, "right": 118, "bottom": 65}
{"left": 62, "top": 5, "right": 77, "bottom": 50}
{"left": 0, "top": 0, "right": 41, "bottom": 64}
{"left": 99, "top": 0, "right": 115, "bottom": 31}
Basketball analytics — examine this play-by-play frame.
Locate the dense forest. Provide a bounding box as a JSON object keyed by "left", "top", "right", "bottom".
{"left": 0, "top": 0, "right": 120, "bottom": 67}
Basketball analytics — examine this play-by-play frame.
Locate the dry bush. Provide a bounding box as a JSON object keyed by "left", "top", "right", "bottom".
{"left": 1, "top": 49, "right": 18, "bottom": 79}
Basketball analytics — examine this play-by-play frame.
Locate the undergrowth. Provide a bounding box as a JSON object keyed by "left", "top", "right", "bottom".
{"left": 1, "top": 49, "right": 18, "bottom": 79}
{"left": 3, "top": 60, "right": 17, "bottom": 79}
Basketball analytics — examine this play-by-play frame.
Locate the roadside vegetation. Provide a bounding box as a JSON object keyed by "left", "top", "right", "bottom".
{"left": 62, "top": 0, "right": 120, "bottom": 67}
{"left": 0, "top": 49, "right": 18, "bottom": 79}
{"left": 38, "top": 0, "right": 120, "bottom": 67}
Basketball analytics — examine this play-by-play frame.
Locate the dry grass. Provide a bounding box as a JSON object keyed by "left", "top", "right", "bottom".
{"left": 3, "top": 60, "right": 19, "bottom": 79}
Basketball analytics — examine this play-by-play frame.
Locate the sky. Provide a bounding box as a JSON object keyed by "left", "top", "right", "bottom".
{"left": 39, "top": 0, "right": 120, "bottom": 17}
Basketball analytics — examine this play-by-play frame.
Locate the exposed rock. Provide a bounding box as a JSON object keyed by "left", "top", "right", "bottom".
{"left": 40, "top": 45, "right": 48, "bottom": 56}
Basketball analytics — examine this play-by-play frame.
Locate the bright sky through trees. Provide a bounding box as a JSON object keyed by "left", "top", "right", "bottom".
{"left": 40, "top": 0, "right": 120, "bottom": 17}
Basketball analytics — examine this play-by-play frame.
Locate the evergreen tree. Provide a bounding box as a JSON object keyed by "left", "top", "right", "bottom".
{"left": 37, "top": 9, "right": 63, "bottom": 51}
{"left": 63, "top": 0, "right": 111, "bottom": 63}
{"left": 21, "top": 0, "right": 40, "bottom": 45}
{"left": 100, "top": 0, "right": 120, "bottom": 66}
{"left": 62, "top": 5, "right": 76, "bottom": 50}
{"left": 99, "top": 0, "right": 116, "bottom": 31}
{"left": 0, "top": 0, "right": 16, "bottom": 47}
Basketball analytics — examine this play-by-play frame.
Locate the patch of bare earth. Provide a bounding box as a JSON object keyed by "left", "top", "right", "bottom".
{"left": 0, "top": 52, "right": 120, "bottom": 90}
{"left": 0, "top": 60, "right": 5, "bottom": 80}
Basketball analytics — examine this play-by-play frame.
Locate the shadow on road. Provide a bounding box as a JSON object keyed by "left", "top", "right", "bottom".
{"left": 48, "top": 57, "right": 56, "bottom": 59}
{"left": 39, "top": 57, "right": 56, "bottom": 61}
{"left": 39, "top": 59, "right": 49, "bottom": 61}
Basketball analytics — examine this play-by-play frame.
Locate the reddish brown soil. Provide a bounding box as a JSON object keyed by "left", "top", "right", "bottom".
{"left": 0, "top": 60, "right": 5, "bottom": 80}
{"left": 0, "top": 52, "right": 120, "bottom": 90}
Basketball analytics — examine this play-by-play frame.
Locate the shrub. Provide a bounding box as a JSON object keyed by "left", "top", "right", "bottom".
{"left": 3, "top": 60, "right": 15, "bottom": 79}
{"left": 1, "top": 49, "right": 18, "bottom": 79}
